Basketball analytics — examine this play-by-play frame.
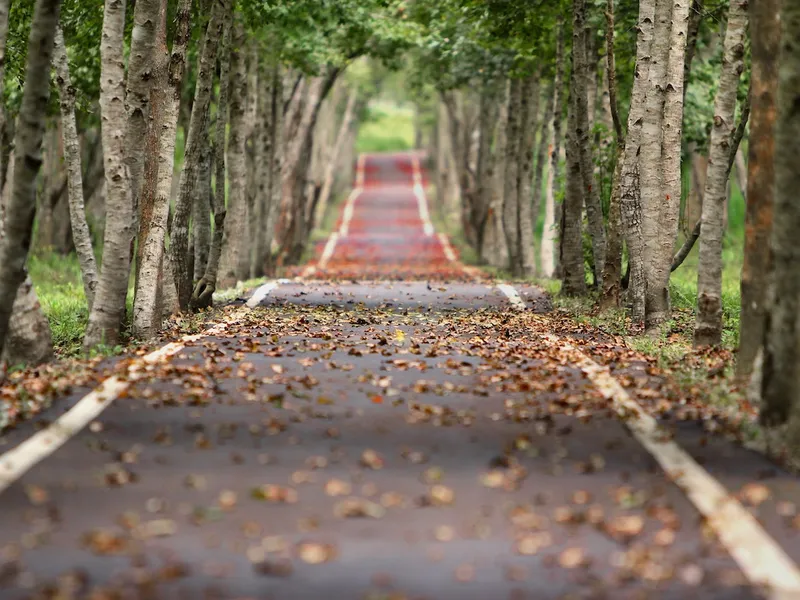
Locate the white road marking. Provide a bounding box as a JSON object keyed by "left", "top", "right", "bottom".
{"left": 338, "top": 188, "right": 360, "bottom": 237}
{"left": 410, "top": 155, "right": 434, "bottom": 237}
{"left": 245, "top": 280, "right": 280, "bottom": 308}
{"left": 497, "top": 283, "right": 800, "bottom": 598}
{"left": 0, "top": 281, "right": 284, "bottom": 494}
{"left": 437, "top": 233, "right": 457, "bottom": 262}
{"left": 338, "top": 154, "right": 366, "bottom": 238}
{"left": 496, "top": 283, "right": 527, "bottom": 310}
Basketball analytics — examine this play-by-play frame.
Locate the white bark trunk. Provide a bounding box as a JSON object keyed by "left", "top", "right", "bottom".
{"left": 694, "top": 0, "right": 748, "bottom": 346}
{"left": 53, "top": 27, "right": 98, "bottom": 312}
{"left": 133, "top": 0, "right": 191, "bottom": 338}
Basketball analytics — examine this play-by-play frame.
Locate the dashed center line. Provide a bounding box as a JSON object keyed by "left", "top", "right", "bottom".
{"left": 496, "top": 282, "right": 800, "bottom": 598}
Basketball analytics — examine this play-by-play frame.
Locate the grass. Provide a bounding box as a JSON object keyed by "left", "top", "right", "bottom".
{"left": 29, "top": 252, "right": 90, "bottom": 357}
{"left": 356, "top": 101, "right": 415, "bottom": 154}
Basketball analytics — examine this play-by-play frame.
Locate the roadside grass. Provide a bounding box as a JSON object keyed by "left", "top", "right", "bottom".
{"left": 356, "top": 101, "right": 414, "bottom": 154}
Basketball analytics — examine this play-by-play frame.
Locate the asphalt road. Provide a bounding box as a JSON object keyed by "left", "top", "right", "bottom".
{"left": 0, "top": 153, "right": 798, "bottom": 600}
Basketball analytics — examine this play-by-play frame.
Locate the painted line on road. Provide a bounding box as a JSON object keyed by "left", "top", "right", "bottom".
{"left": 0, "top": 281, "right": 284, "bottom": 495}
{"left": 496, "top": 283, "right": 800, "bottom": 599}
{"left": 410, "top": 155, "right": 434, "bottom": 237}
{"left": 437, "top": 233, "right": 457, "bottom": 262}
{"left": 245, "top": 280, "right": 281, "bottom": 308}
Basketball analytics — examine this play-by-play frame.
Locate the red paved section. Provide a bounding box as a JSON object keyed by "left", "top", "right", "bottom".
{"left": 310, "top": 153, "right": 480, "bottom": 282}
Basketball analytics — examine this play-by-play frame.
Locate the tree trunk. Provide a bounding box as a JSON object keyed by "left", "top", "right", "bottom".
{"left": 738, "top": 0, "right": 779, "bottom": 381}
{"left": 648, "top": 0, "right": 690, "bottom": 331}
{"left": 218, "top": 18, "right": 248, "bottom": 290}
{"left": 561, "top": 71, "right": 587, "bottom": 296}
{"left": 0, "top": 0, "right": 9, "bottom": 193}
{"left": 169, "top": 0, "right": 223, "bottom": 310}
{"left": 239, "top": 42, "right": 259, "bottom": 280}
{"left": 619, "top": 0, "right": 655, "bottom": 324}
{"left": 515, "top": 74, "right": 538, "bottom": 277}
{"left": 474, "top": 82, "right": 499, "bottom": 260}
{"left": 251, "top": 62, "right": 275, "bottom": 278}
{"left": 502, "top": 79, "right": 522, "bottom": 276}
{"left": 0, "top": 0, "right": 60, "bottom": 359}
{"left": 83, "top": 0, "right": 135, "bottom": 351}
{"left": 683, "top": 0, "right": 704, "bottom": 101}
{"left": 277, "top": 75, "right": 325, "bottom": 247}
{"left": 760, "top": 0, "right": 800, "bottom": 433}
{"left": 542, "top": 17, "right": 566, "bottom": 278}
{"left": 53, "top": 26, "right": 98, "bottom": 311}
{"left": 573, "top": 0, "right": 606, "bottom": 287}
{"left": 693, "top": 0, "right": 748, "bottom": 346}
{"left": 484, "top": 82, "right": 509, "bottom": 268}
{"left": 133, "top": 0, "right": 191, "bottom": 339}
{"left": 314, "top": 85, "right": 357, "bottom": 230}
{"left": 124, "top": 0, "right": 161, "bottom": 215}
{"left": 192, "top": 1, "right": 232, "bottom": 308}
{"left": 599, "top": 0, "right": 625, "bottom": 309}
{"left": 638, "top": 0, "right": 673, "bottom": 332}
{"left": 531, "top": 81, "right": 554, "bottom": 273}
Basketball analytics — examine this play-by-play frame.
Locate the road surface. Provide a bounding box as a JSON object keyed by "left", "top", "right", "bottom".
{"left": 1, "top": 152, "right": 799, "bottom": 600}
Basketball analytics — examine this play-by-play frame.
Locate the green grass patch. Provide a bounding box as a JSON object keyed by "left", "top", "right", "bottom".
{"left": 356, "top": 101, "right": 415, "bottom": 154}
{"left": 29, "top": 252, "right": 89, "bottom": 357}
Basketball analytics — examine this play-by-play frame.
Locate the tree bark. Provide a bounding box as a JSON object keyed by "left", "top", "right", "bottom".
{"left": 638, "top": 0, "right": 673, "bottom": 332}
{"left": 693, "top": 0, "right": 748, "bottom": 346}
{"left": 192, "top": 1, "right": 232, "bottom": 308}
{"left": 573, "top": 0, "right": 606, "bottom": 287}
{"left": 314, "top": 85, "right": 357, "bottom": 230}
{"left": 218, "top": 18, "right": 248, "bottom": 289}
{"left": 0, "top": 0, "right": 60, "bottom": 359}
{"left": 542, "top": 16, "right": 566, "bottom": 278}
{"left": 0, "top": 0, "right": 9, "bottom": 194}
{"left": 133, "top": 0, "right": 191, "bottom": 339}
{"left": 619, "top": 0, "right": 655, "bottom": 324}
{"left": 474, "top": 81, "right": 499, "bottom": 260}
{"left": 561, "top": 72, "right": 587, "bottom": 296}
{"left": 760, "top": 0, "right": 800, "bottom": 431}
{"left": 124, "top": 0, "right": 161, "bottom": 213}
{"left": 53, "top": 26, "right": 98, "bottom": 311}
{"left": 531, "top": 81, "right": 554, "bottom": 274}
{"left": 515, "top": 74, "right": 538, "bottom": 277}
{"left": 251, "top": 62, "right": 275, "bottom": 278}
{"left": 239, "top": 42, "right": 259, "bottom": 280}
{"left": 169, "top": 0, "right": 223, "bottom": 310}
{"left": 502, "top": 79, "right": 522, "bottom": 276}
{"left": 738, "top": 0, "right": 779, "bottom": 381}
{"left": 484, "top": 82, "right": 509, "bottom": 268}
{"left": 84, "top": 0, "right": 135, "bottom": 351}
{"left": 599, "top": 0, "right": 624, "bottom": 310}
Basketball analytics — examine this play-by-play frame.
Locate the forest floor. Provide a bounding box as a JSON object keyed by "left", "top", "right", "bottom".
{"left": 1, "top": 152, "right": 799, "bottom": 599}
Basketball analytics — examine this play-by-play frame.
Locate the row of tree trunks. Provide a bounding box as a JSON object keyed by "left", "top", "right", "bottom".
{"left": 53, "top": 26, "right": 98, "bottom": 311}
{"left": 170, "top": 0, "right": 224, "bottom": 312}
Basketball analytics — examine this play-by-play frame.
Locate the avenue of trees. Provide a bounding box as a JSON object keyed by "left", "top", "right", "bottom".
{"left": 2, "top": 0, "right": 800, "bottom": 451}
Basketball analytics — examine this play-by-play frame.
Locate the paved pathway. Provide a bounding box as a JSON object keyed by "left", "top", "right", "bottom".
{"left": 1, "top": 153, "right": 800, "bottom": 600}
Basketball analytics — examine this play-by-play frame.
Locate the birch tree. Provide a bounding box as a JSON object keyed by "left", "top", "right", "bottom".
{"left": 132, "top": 0, "right": 192, "bottom": 339}
{"left": 170, "top": 0, "right": 224, "bottom": 310}
{"left": 693, "top": 0, "right": 748, "bottom": 346}
{"left": 53, "top": 26, "right": 98, "bottom": 311}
